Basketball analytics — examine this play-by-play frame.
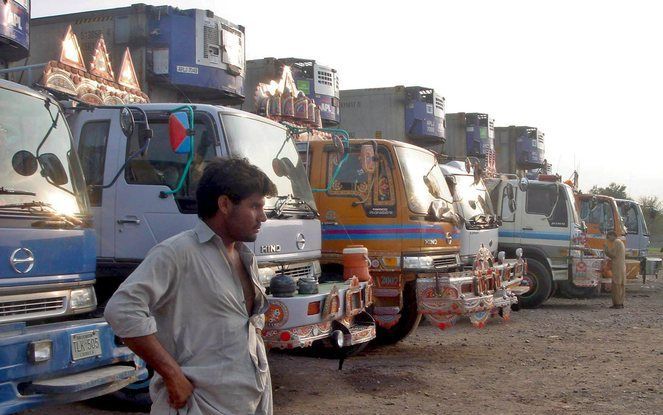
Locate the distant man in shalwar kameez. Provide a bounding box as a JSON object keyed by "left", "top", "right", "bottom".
{"left": 105, "top": 157, "right": 277, "bottom": 414}
{"left": 604, "top": 230, "right": 626, "bottom": 309}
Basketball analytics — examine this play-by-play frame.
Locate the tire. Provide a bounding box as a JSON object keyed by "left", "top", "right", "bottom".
{"left": 517, "top": 258, "right": 552, "bottom": 308}
{"left": 556, "top": 280, "right": 598, "bottom": 299}
{"left": 374, "top": 281, "right": 422, "bottom": 345}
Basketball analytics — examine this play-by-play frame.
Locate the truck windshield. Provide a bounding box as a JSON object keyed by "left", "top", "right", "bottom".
{"left": 0, "top": 86, "right": 88, "bottom": 216}
{"left": 221, "top": 114, "right": 316, "bottom": 212}
{"left": 451, "top": 174, "right": 494, "bottom": 220}
{"left": 395, "top": 146, "right": 453, "bottom": 214}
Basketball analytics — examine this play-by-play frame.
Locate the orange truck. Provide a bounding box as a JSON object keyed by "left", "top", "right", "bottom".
{"left": 575, "top": 193, "right": 639, "bottom": 287}
{"left": 298, "top": 136, "right": 523, "bottom": 343}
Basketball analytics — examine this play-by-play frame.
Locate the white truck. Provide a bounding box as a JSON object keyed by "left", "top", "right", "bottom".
{"left": 486, "top": 176, "right": 595, "bottom": 307}
{"left": 440, "top": 161, "right": 499, "bottom": 265}
{"left": 66, "top": 103, "right": 376, "bottom": 404}
{"left": 616, "top": 199, "right": 662, "bottom": 280}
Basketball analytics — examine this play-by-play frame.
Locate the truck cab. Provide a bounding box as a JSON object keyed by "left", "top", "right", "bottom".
{"left": 616, "top": 199, "right": 661, "bottom": 280}
{"left": 68, "top": 104, "right": 374, "bottom": 351}
{"left": 576, "top": 194, "right": 626, "bottom": 250}
{"left": 440, "top": 161, "right": 499, "bottom": 265}
{"left": 487, "top": 176, "right": 590, "bottom": 306}
{"left": 302, "top": 138, "right": 521, "bottom": 343}
{"left": 0, "top": 79, "right": 145, "bottom": 413}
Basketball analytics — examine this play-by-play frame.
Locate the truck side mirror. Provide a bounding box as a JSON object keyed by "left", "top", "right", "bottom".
{"left": 38, "top": 153, "right": 68, "bottom": 186}
{"left": 12, "top": 150, "right": 38, "bottom": 176}
{"left": 119, "top": 107, "right": 135, "bottom": 139}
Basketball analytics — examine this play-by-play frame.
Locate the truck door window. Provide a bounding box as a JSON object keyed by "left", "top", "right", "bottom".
{"left": 525, "top": 184, "right": 556, "bottom": 216}
{"left": 547, "top": 187, "right": 568, "bottom": 227}
{"left": 524, "top": 183, "right": 566, "bottom": 227}
{"left": 373, "top": 153, "right": 395, "bottom": 206}
{"left": 580, "top": 200, "right": 614, "bottom": 232}
{"left": 622, "top": 204, "right": 639, "bottom": 234}
{"left": 500, "top": 187, "right": 516, "bottom": 222}
{"left": 327, "top": 149, "right": 371, "bottom": 198}
{"left": 78, "top": 121, "right": 110, "bottom": 206}
{"left": 124, "top": 114, "right": 216, "bottom": 211}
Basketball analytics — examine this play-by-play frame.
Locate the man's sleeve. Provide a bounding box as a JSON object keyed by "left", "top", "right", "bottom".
{"left": 104, "top": 244, "right": 180, "bottom": 338}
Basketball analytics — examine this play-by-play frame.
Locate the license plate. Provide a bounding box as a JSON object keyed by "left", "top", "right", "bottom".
{"left": 71, "top": 330, "right": 102, "bottom": 361}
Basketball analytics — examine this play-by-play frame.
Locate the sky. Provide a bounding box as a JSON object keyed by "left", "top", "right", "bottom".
{"left": 31, "top": 0, "right": 663, "bottom": 202}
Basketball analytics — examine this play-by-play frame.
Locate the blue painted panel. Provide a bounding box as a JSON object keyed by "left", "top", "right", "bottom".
{"left": 0, "top": 228, "right": 96, "bottom": 283}
{"left": 404, "top": 91, "right": 444, "bottom": 141}
{"left": 0, "top": 0, "right": 30, "bottom": 61}
{"left": 148, "top": 9, "right": 244, "bottom": 99}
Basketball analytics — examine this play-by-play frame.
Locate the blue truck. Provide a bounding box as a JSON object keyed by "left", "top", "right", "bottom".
{"left": 0, "top": 78, "right": 146, "bottom": 414}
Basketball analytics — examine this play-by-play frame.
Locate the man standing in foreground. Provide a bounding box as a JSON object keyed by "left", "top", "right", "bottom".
{"left": 105, "top": 157, "right": 277, "bottom": 414}
{"left": 604, "top": 230, "right": 626, "bottom": 309}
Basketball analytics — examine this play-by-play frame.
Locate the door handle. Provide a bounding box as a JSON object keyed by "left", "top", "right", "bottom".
{"left": 117, "top": 217, "right": 141, "bottom": 225}
{"left": 522, "top": 227, "right": 533, "bottom": 231}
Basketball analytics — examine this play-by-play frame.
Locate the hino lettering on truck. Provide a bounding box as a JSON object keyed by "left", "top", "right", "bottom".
{"left": 261, "top": 244, "right": 282, "bottom": 253}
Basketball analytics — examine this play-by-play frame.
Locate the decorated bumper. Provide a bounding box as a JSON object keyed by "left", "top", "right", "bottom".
{"left": 416, "top": 248, "right": 525, "bottom": 329}
{"left": 262, "top": 277, "right": 376, "bottom": 349}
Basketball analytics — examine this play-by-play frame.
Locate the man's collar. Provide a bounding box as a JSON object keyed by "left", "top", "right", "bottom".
{"left": 194, "top": 219, "right": 217, "bottom": 244}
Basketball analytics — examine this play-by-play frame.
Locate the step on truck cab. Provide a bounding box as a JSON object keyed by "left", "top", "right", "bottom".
{"left": 67, "top": 104, "right": 375, "bottom": 351}
{"left": 616, "top": 199, "right": 661, "bottom": 280}
{"left": 300, "top": 138, "right": 523, "bottom": 343}
{"left": 0, "top": 79, "right": 146, "bottom": 414}
{"left": 487, "top": 175, "right": 594, "bottom": 306}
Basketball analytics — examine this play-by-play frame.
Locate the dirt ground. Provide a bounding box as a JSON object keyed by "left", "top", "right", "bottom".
{"left": 27, "top": 275, "right": 663, "bottom": 415}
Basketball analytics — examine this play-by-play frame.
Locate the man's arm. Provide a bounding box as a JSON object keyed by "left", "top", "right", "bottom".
{"left": 122, "top": 335, "right": 193, "bottom": 409}
{"left": 104, "top": 244, "right": 191, "bottom": 408}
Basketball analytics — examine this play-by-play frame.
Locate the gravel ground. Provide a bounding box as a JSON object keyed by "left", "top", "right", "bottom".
{"left": 25, "top": 275, "right": 663, "bottom": 415}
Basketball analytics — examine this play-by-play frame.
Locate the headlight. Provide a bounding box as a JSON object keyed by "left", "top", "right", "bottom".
{"left": 402, "top": 256, "right": 435, "bottom": 270}
{"left": 258, "top": 267, "right": 276, "bottom": 286}
{"left": 70, "top": 287, "right": 97, "bottom": 310}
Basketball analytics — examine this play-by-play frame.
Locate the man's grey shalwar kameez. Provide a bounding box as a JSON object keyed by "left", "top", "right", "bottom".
{"left": 105, "top": 220, "right": 272, "bottom": 415}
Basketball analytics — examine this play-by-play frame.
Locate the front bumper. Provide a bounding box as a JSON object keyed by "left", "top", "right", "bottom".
{"left": 0, "top": 318, "right": 146, "bottom": 414}
{"left": 416, "top": 260, "right": 523, "bottom": 329}
{"left": 262, "top": 280, "right": 376, "bottom": 349}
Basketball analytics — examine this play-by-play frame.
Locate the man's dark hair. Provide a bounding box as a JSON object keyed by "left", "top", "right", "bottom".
{"left": 606, "top": 230, "right": 617, "bottom": 237}
{"left": 196, "top": 157, "right": 277, "bottom": 219}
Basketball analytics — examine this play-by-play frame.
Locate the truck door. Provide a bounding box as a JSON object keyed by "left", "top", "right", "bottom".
{"left": 521, "top": 183, "right": 571, "bottom": 280}
{"left": 319, "top": 144, "right": 401, "bottom": 256}
{"left": 114, "top": 111, "right": 220, "bottom": 260}
{"left": 579, "top": 198, "right": 614, "bottom": 250}
{"left": 73, "top": 109, "right": 120, "bottom": 259}
{"left": 496, "top": 182, "right": 520, "bottom": 250}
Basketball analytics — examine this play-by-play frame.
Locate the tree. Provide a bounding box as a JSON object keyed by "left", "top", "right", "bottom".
{"left": 638, "top": 196, "right": 662, "bottom": 220}
{"left": 589, "top": 182, "right": 628, "bottom": 199}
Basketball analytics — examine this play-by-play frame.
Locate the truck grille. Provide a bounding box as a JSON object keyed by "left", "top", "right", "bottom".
{"left": 278, "top": 264, "right": 312, "bottom": 280}
{"left": 0, "top": 296, "right": 66, "bottom": 320}
{"left": 433, "top": 255, "right": 459, "bottom": 270}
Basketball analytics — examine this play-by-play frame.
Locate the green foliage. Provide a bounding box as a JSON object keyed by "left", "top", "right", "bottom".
{"left": 589, "top": 182, "right": 628, "bottom": 199}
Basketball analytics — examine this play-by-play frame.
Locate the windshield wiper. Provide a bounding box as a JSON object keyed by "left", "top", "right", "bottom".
{"left": 0, "top": 187, "right": 36, "bottom": 196}
{"left": 0, "top": 201, "right": 83, "bottom": 227}
{"left": 268, "top": 195, "right": 319, "bottom": 219}
{"left": 291, "top": 197, "right": 319, "bottom": 218}
{"left": 268, "top": 195, "right": 293, "bottom": 219}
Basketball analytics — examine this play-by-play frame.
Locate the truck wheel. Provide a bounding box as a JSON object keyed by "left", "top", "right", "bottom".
{"left": 556, "top": 280, "right": 598, "bottom": 299}
{"left": 374, "top": 281, "right": 421, "bottom": 345}
{"left": 518, "top": 258, "right": 552, "bottom": 308}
